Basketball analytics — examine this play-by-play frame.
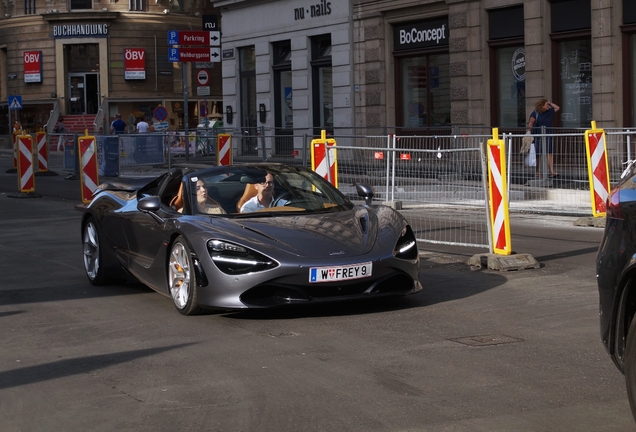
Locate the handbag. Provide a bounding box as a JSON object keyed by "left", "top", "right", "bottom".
{"left": 521, "top": 133, "right": 533, "bottom": 153}
{"left": 525, "top": 142, "right": 536, "bottom": 167}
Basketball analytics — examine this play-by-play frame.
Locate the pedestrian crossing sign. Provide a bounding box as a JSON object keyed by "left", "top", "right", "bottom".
{"left": 9, "top": 95, "right": 22, "bottom": 110}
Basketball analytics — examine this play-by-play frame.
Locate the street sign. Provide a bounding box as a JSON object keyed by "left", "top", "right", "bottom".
{"left": 168, "top": 30, "right": 220, "bottom": 46}
{"left": 197, "top": 87, "right": 210, "bottom": 96}
{"left": 169, "top": 48, "right": 220, "bottom": 63}
{"left": 196, "top": 69, "right": 209, "bottom": 86}
{"left": 168, "top": 48, "right": 179, "bottom": 62}
{"left": 153, "top": 106, "right": 168, "bottom": 121}
{"left": 9, "top": 95, "right": 22, "bottom": 110}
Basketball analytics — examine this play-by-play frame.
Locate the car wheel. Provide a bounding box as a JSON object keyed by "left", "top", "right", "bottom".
{"left": 626, "top": 315, "right": 636, "bottom": 419}
{"left": 168, "top": 236, "right": 204, "bottom": 315}
{"left": 82, "top": 218, "right": 113, "bottom": 286}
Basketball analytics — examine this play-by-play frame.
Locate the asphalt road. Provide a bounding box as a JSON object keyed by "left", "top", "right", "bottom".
{"left": 0, "top": 154, "right": 633, "bottom": 431}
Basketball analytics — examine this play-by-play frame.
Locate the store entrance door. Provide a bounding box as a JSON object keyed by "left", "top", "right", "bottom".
{"left": 68, "top": 73, "right": 99, "bottom": 115}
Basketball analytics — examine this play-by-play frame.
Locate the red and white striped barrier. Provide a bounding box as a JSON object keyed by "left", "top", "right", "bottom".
{"left": 217, "top": 133, "right": 232, "bottom": 166}
{"left": 310, "top": 130, "right": 338, "bottom": 187}
{"left": 36, "top": 131, "right": 48, "bottom": 172}
{"left": 12, "top": 131, "right": 20, "bottom": 169}
{"left": 78, "top": 133, "right": 99, "bottom": 204}
{"left": 16, "top": 133, "right": 35, "bottom": 193}
{"left": 584, "top": 121, "right": 611, "bottom": 217}
{"left": 487, "top": 128, "right": 512, "bottom": 255}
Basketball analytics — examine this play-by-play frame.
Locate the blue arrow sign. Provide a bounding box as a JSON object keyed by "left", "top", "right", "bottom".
{"left": 168, "top": 48, "right": 180, "bottom": 63}
{"left": 9, "top": 95, "right": 22, "bottom": 110}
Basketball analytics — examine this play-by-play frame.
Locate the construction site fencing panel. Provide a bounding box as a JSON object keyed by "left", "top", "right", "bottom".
{"left": 334, "top": 139, "right": 490, "bottom": 249}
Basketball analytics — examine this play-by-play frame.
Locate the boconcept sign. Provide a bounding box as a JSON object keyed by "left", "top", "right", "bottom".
{"left": 393, "top": 18, "right": 449, "bottom": 51}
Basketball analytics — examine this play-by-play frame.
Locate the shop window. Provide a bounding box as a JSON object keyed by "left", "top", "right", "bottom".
{"left": 551, "top": 0, "right": 591, "bottom": 128}
{"left": 24, "top": 0, "right": 36, "bottom": 14}
{"left": 397, "top": 54, "right": 450, "bottom": 128}
{"left": 311, "top": 35, "right": 332, "bottom": 135}
{"left": 70, "top": 0, "right": 92, "bottom": 10}
{"left": 488, "top": 6, "right": 525, "bottom": 128}
{"left": 129, "top": 0, "right": 143, "bottom": 11}
{"left": 273, "top": 40, "right": 293, "bottom": 155}
{"left": 239, "top": 46, "right": 257, "bottom": 155}
{"left": 623, "top": 0, "right": 636, "bottom": 126}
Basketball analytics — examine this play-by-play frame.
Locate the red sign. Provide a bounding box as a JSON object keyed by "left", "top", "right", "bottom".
{"left": 124, "top": 48, "right": 146, "bottom": 80}
{"left": 23, "top": 51, "right": 42, "bottom": 83}
{"left": 178, "top": 48, "right": 220, "bottom": 63}
{"left": 196, "top": 69, "right": 209, "bottom": 86}
{"left": 177, "top": 31, "right": 219, "bottom": 46}
{"left": 399, "top": 153, "right": 411, "bottom": 160}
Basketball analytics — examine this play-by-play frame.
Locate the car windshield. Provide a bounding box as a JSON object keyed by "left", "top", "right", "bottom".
{"left": 184, "top": 165, "right": 353, "bottom": 216}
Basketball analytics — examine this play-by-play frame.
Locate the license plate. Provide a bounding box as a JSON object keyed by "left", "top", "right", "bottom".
{"left": 309, "top": 262, "right": 372, "bottom": 283}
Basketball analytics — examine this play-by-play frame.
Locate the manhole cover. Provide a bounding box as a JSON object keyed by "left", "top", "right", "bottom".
{"left": 448, "top": 334, "right": 524, "bottom": 347}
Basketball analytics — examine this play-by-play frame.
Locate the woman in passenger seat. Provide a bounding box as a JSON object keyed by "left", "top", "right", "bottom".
{"left": 178, "top": 179, "right": 225, "bottom": 215}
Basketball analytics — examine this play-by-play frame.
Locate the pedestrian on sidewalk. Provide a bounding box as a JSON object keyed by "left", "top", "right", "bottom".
{"left": 527, "top": 99, "right": 560, "bottom": 178}
{"left": 136, "top": 116, "right": 150, "bottom": 133}
{"left": 110, "top": 113, "right": 127, "bottom": 134}
{"left": 54, "top": 120, "right": 67, "bottom": 152}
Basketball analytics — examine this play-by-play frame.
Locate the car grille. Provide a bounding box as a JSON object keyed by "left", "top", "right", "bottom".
{"left": 239, "top": 272, "right": 415, "bottom": 307}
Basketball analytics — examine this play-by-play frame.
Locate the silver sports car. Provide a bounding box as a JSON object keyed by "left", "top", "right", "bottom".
{"left": 81, "top": 164, "right": 421, "bottom": 315}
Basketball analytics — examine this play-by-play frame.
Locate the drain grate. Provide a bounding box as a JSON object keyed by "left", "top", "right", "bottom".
{"left": 448, "top": 334, "right": 524, "bottom": 347}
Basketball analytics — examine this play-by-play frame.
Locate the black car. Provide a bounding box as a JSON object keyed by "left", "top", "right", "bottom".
{"left": 597, "top": 160, "right": 636, "bottom": 419}
{"left": 81, "top": 163, "right": 422, "bottom": 315}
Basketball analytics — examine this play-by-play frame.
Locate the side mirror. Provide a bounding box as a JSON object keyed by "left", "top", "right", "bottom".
{"left": 355, "top": 183, "right": 374, "bottom": 206}
{"left": 138, "top": 196, "right": 161, "bottom": 212}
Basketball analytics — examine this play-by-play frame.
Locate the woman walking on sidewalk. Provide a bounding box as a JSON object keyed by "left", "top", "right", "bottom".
{"left": 527, "top": 98, "right": 560, "bottom": 178}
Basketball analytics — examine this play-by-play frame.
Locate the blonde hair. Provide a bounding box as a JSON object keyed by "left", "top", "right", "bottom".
{"left": 535, "top": 98, "right": 548, "bottom": 113}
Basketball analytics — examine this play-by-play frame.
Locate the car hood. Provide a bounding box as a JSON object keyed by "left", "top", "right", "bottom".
{"left": 205, "top": 207, "right": 380, "bottom": 258}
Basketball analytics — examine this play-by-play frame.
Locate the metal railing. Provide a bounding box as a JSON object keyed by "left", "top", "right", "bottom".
{"left": 35, "top": 127, "right": 634, "bottom": 250}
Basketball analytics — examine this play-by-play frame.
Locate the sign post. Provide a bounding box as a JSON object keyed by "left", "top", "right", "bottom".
{"left": 168, "top": 30, "right": 221, "bottom": 161}
{"left": 9, "top": 95, "right": 22, "bottom": 170}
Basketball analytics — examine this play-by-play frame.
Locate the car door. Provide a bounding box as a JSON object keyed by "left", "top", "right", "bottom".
{"left": 124, "top": 174, "right": 184, "bottom": 292}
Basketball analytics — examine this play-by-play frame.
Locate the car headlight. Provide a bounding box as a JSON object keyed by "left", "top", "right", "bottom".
{"left": 394, "top": 225, "right": 418, "bottom": 260}
{"left": 207, "top": 240, "right": 279, "bottom": 275}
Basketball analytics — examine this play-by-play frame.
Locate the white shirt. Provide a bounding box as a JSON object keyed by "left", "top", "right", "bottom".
{"left": 240, "top": 195, "right": 274, "bottom": 213}
{"left": 137, "top": 121, "right": 150, "bottom": 133}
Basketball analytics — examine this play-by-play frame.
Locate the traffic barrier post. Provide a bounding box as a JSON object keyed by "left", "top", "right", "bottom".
{"left": 486, "top": 128, "right": 512, "bottom": 256}
{"left": 12, "top": 130, "right": 20, "bottom": 169}
{"left": 310, "top": 130, "right": 338, "bottom": 187}
{"left": 78, "top": 130, "right": 99, "bottom": 204}
{"left": 36, "top": 131, "right": 48, "bottom": 172}
{"left": 217, "top": 133, "right": 232, "bottom": 166}
{"left": 584, "top": 121, "right": 610, "bottom": 217}
{"left": 16, "top": 132, "right": 35, "bottom": 193}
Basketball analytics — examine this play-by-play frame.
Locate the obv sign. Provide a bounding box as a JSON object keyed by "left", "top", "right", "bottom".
{"left": 196, "top": 69, "right": 209, "bottom": 86}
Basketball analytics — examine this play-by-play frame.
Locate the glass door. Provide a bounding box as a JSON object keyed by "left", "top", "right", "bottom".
{"left": 68, "top": 72, "right": 100, "bottom": 114}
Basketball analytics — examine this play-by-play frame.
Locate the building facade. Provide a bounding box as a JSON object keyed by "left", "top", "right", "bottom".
{"left": 215, "top": 0, "right": 636, "bottom": 157}
{"left": 0, "top": 0, "right": 223, "bottom": 134}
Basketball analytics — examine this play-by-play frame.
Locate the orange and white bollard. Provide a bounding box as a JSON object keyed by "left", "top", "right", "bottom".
{"left": 78, "top": 131, "right": 99, "bottom": 204}
{"left": 217, "top": 133, "right": 232, "bottom": 166}
{"left": 486, "top": 128, "right": 512, "bottom": 255}
{"left": 16, "top": 133, "right": 35, "bottom": 193}
{"left": 36, "top": 131, "right": 48, "bottom": 172}
{"left": 584, "top": 121, "right": 611, "bottom": 217}
{"left": 310, "top": 130, "right": 338, "bottom": 187}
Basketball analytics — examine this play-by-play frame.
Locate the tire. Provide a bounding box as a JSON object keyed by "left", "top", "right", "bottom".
{"left": 82, "top": 218, "right": 114, "bottom": 286}
{"left": 625, "top": 314, "right": 636, "bottom": 420}
{"left": 168, "top": 236, "right": 204, "bottom": 315}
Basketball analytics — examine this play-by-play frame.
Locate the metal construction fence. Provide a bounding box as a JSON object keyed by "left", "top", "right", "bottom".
{"left": 25, "top": 127, "right": 636, "bottom": 250}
